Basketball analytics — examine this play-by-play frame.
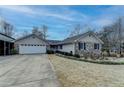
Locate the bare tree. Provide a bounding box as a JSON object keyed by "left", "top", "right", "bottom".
{"left": 42, "top": 25, "right": 48, "bottom": 39}
{"left": 69, "top": 24, "right": 81, "bottom": 37}
{"left": 0, "top": 19, "right": 14, "bottom": 37}
{"left": 32, "top": 25, "right": 48, "bottom": 40}
{"left": 99, "top": 17, "right": 124, "bottom": 56}
{"left": 22, "top": 30, "right": 29, "bottom": 37}
{"left": 69, "top": 24, "right": 95, "bottom": 38}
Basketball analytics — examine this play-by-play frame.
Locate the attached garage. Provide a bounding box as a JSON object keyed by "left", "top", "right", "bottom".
{"left": 15, "top": 34, "right": 47, "bottom": 54}
{"left": 19, "top": 44, "right": 46, "bottom": 54}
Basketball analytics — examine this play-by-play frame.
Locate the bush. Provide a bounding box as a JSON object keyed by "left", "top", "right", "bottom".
{"left": 74, "top": 54, "right": 80, "bottom": 58}
{"left": 56, "top": 51, "right": 73, "bottom": 56}
{"left": 47, "top": 50, "right": 54, "bottom": 54}
{"left": 10, "top": 49, "right": 17, "bottom": 55}
{"left": 110, "top": 52, "right": 117, "bottom": 57}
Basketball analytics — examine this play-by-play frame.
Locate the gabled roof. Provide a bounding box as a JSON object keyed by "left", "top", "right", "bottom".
{"left": 15, "top": 34, "right": 47, "bottom": 44}
{"left": 0, "top": 32, "right": 15, "bottom": 40}
{"left": 56, "top": 31, "right": 104, "bottom": 44}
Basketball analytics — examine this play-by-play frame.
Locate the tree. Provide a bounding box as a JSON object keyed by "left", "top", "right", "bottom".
{"left": 0, "top": 19, "right": 14, "bottom": 37}
{"left": 32, "top": 25, "right": 48, "bottom": 40}
{"left": 98, "top": 17, "right": 124, "bottom": 55}
{"left": 22, "top": 30, "right": 29, "bottom": 37}
{"left": 69, "top": 24, "right": 81, "bottom": 37}
{"left": 42, "top": 25, "right": 48, "bottom": 39}
{"left": 69, "top": 24, "right": 94, "bottom": 38}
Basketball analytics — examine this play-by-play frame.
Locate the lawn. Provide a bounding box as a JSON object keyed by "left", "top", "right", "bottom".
{"left": 48, "top": 54, "right": 124, "bottom": 87}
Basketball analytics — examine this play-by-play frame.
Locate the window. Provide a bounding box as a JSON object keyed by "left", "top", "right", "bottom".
{"left": 94, "top": 43, "right": 99, "bottom": 50}
{"left": 78, "top": 43, "right": 83, "bottom": 50}
{"left": 78, "top": 42, "right": 86, "bottom": 50}
{"left": 60, "top": 45, "right": 63, "bottom": 49}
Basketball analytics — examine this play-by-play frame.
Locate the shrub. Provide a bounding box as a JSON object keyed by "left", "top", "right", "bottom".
{"left": 10, "top": 49, "right": 17, "bottom": 55}
{"left": 74, "top": 54, "right": 80, "bottom": 58}
{"left": 47, "top": 50, "right": 54, "bottom": 54}
{"left": 56, "top": 51, "right": 73, "bottom": 56}
{"left": 110, "top": 52, "right": 116, "bottom": 57}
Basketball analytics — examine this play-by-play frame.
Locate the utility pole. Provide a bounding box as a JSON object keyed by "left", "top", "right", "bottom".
{"left": 118, "top": 17, "right": 122, "bottom": 55}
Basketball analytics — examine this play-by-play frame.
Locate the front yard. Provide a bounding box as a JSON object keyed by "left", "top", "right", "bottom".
{"left": 48, "top": 54, "right": 124, "bottom": 87}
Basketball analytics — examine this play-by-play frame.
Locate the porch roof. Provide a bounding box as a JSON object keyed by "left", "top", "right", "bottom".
{"left": 0, "top": 33, "right": 15, "bottom": 42}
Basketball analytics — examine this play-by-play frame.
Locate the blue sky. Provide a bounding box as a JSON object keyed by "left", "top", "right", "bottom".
{"left": 0, "top": 5, "right": 124, "bottom": 40}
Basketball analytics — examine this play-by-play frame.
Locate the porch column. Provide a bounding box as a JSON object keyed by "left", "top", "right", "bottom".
{"left": 4, "top": 41, "right": 6, "bottom": 56}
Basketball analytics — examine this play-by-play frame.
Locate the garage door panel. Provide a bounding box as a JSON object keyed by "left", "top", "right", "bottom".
{"left": 19, "top": 45, "right": 46, "bottom": 54}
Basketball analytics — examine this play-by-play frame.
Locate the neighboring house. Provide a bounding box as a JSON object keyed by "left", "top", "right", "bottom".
{"left": 0, "top": 32, "right": 15, "bottom": 55}
{"left": 15, "top": 34, "right": 47, "bottom": 54}
{"left": 54, "top": 31, "right": 104, "bottom": 56}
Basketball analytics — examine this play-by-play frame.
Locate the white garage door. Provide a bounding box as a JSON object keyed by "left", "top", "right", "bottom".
{"left": 19, "top": 44, "right": 46, "bottom": 54}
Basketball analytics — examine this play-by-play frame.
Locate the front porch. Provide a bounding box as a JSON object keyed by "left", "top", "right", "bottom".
{"left": 0, "top": 40, "right": 14, "bottom": 56}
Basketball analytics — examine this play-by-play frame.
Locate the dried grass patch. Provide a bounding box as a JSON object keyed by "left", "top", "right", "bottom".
{"left": 48, "top": 54, "right": 124, "bottom": 87}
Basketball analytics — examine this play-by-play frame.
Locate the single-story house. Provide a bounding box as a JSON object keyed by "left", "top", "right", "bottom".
{"left": 15, "top": 34, "right": 47, "bottom": 54}
{"left": 54, "top": 31, "right": 104, "bottom": 56}
{"left": 14, "top": 31, "right": 103, "bottom": 56}
{"left": 0, "top": 32, "right": 15, "bottom": 56}
{"left": 46, "top": 40, "right": 61, "bottom": 51}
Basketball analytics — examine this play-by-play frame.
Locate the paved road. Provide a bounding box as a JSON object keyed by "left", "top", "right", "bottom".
{"left": 0, "top": 55, "right": 60, "bottom": 87}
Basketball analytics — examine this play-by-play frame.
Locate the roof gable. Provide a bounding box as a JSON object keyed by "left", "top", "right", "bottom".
{"left": 15, "top": 34, "right": 47, "bottom": 44}
{"left": 58, "top": 31, "right": 103, "bottom": 44}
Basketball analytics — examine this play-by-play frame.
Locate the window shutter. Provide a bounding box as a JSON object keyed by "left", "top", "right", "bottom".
{"left": 84, "top": 43, "right": 86, "bottom": 50}
{"left": 98, "top": 44, "right": 99, "bottom": 50}
{"left": 78, "top": 43, "right": 81, "bottom": 50}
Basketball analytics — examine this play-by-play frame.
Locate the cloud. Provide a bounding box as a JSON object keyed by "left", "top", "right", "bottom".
{"left": 90, "top": 6, "right": 124, "bottom": 29}
{"left": 2, "top": 5, "right": 124, "bottom": 39}
{"left": 0, "top": 5, "right": 88, "bottom": 22}
{"left": 92, "top": 19, "right": 113, "bottom": 27}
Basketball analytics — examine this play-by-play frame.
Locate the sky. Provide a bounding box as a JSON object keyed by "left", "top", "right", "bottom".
{"left": 0, "top": 5, "right": 124, "bottom": 40}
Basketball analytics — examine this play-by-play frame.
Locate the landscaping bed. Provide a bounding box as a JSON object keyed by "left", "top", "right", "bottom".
{"left": 56, "top": 53, "right": 124, "bottom": 65}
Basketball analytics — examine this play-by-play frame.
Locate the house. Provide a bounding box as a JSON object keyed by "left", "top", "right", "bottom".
{"left": 0, "top": 32, "right": 15, "bottom": 55}
{"left": 14, "top": 31, "right": 103, "bottom": 56}
{"left": 54, "top": 31, "right": 104, "bottom": 56}
{"left": 47, "top": 40, "right": 61, "bottom": 51}
{"left": 15, "top": 34, "right": 47, "bottom": 54}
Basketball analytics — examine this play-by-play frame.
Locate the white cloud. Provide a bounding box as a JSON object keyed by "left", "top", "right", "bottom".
{"left": 0, "top": 5, "right": 88, "bottom": 22}
{"left": 92, "top": 19, "right": 113, "bottom": 27}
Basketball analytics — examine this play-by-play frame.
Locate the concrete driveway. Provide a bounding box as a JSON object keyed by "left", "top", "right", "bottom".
{"left": 0, "top": 54, "right": 60, "bottom": 87}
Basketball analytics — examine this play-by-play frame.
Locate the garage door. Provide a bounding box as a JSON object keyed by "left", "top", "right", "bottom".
{"left": 19, "top": 44, "right": 46, "bottom": 54}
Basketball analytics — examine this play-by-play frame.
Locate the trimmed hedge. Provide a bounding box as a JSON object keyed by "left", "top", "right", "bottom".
{"left": 56, "top": 50, "right": 81, "bottom": 58}
{"left": 46, "top": 50, "right": 55, "bottom": 54}
{"left": 56, "top": 53, "right": 124, "bottom": 65}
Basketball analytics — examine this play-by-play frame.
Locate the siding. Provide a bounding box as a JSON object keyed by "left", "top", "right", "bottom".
{"left": 58, "top": 44, "right": 75, "bottom": 54}
{"left": 15, "top": 35, "right": 46, "bottom": 45}
{"left": 77, "top": 35, "right": 102, "bottom": 55}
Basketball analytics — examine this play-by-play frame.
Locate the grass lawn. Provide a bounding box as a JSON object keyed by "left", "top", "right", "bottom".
{"left": 48, "top": 54, "right": 124, "bottom": 87}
